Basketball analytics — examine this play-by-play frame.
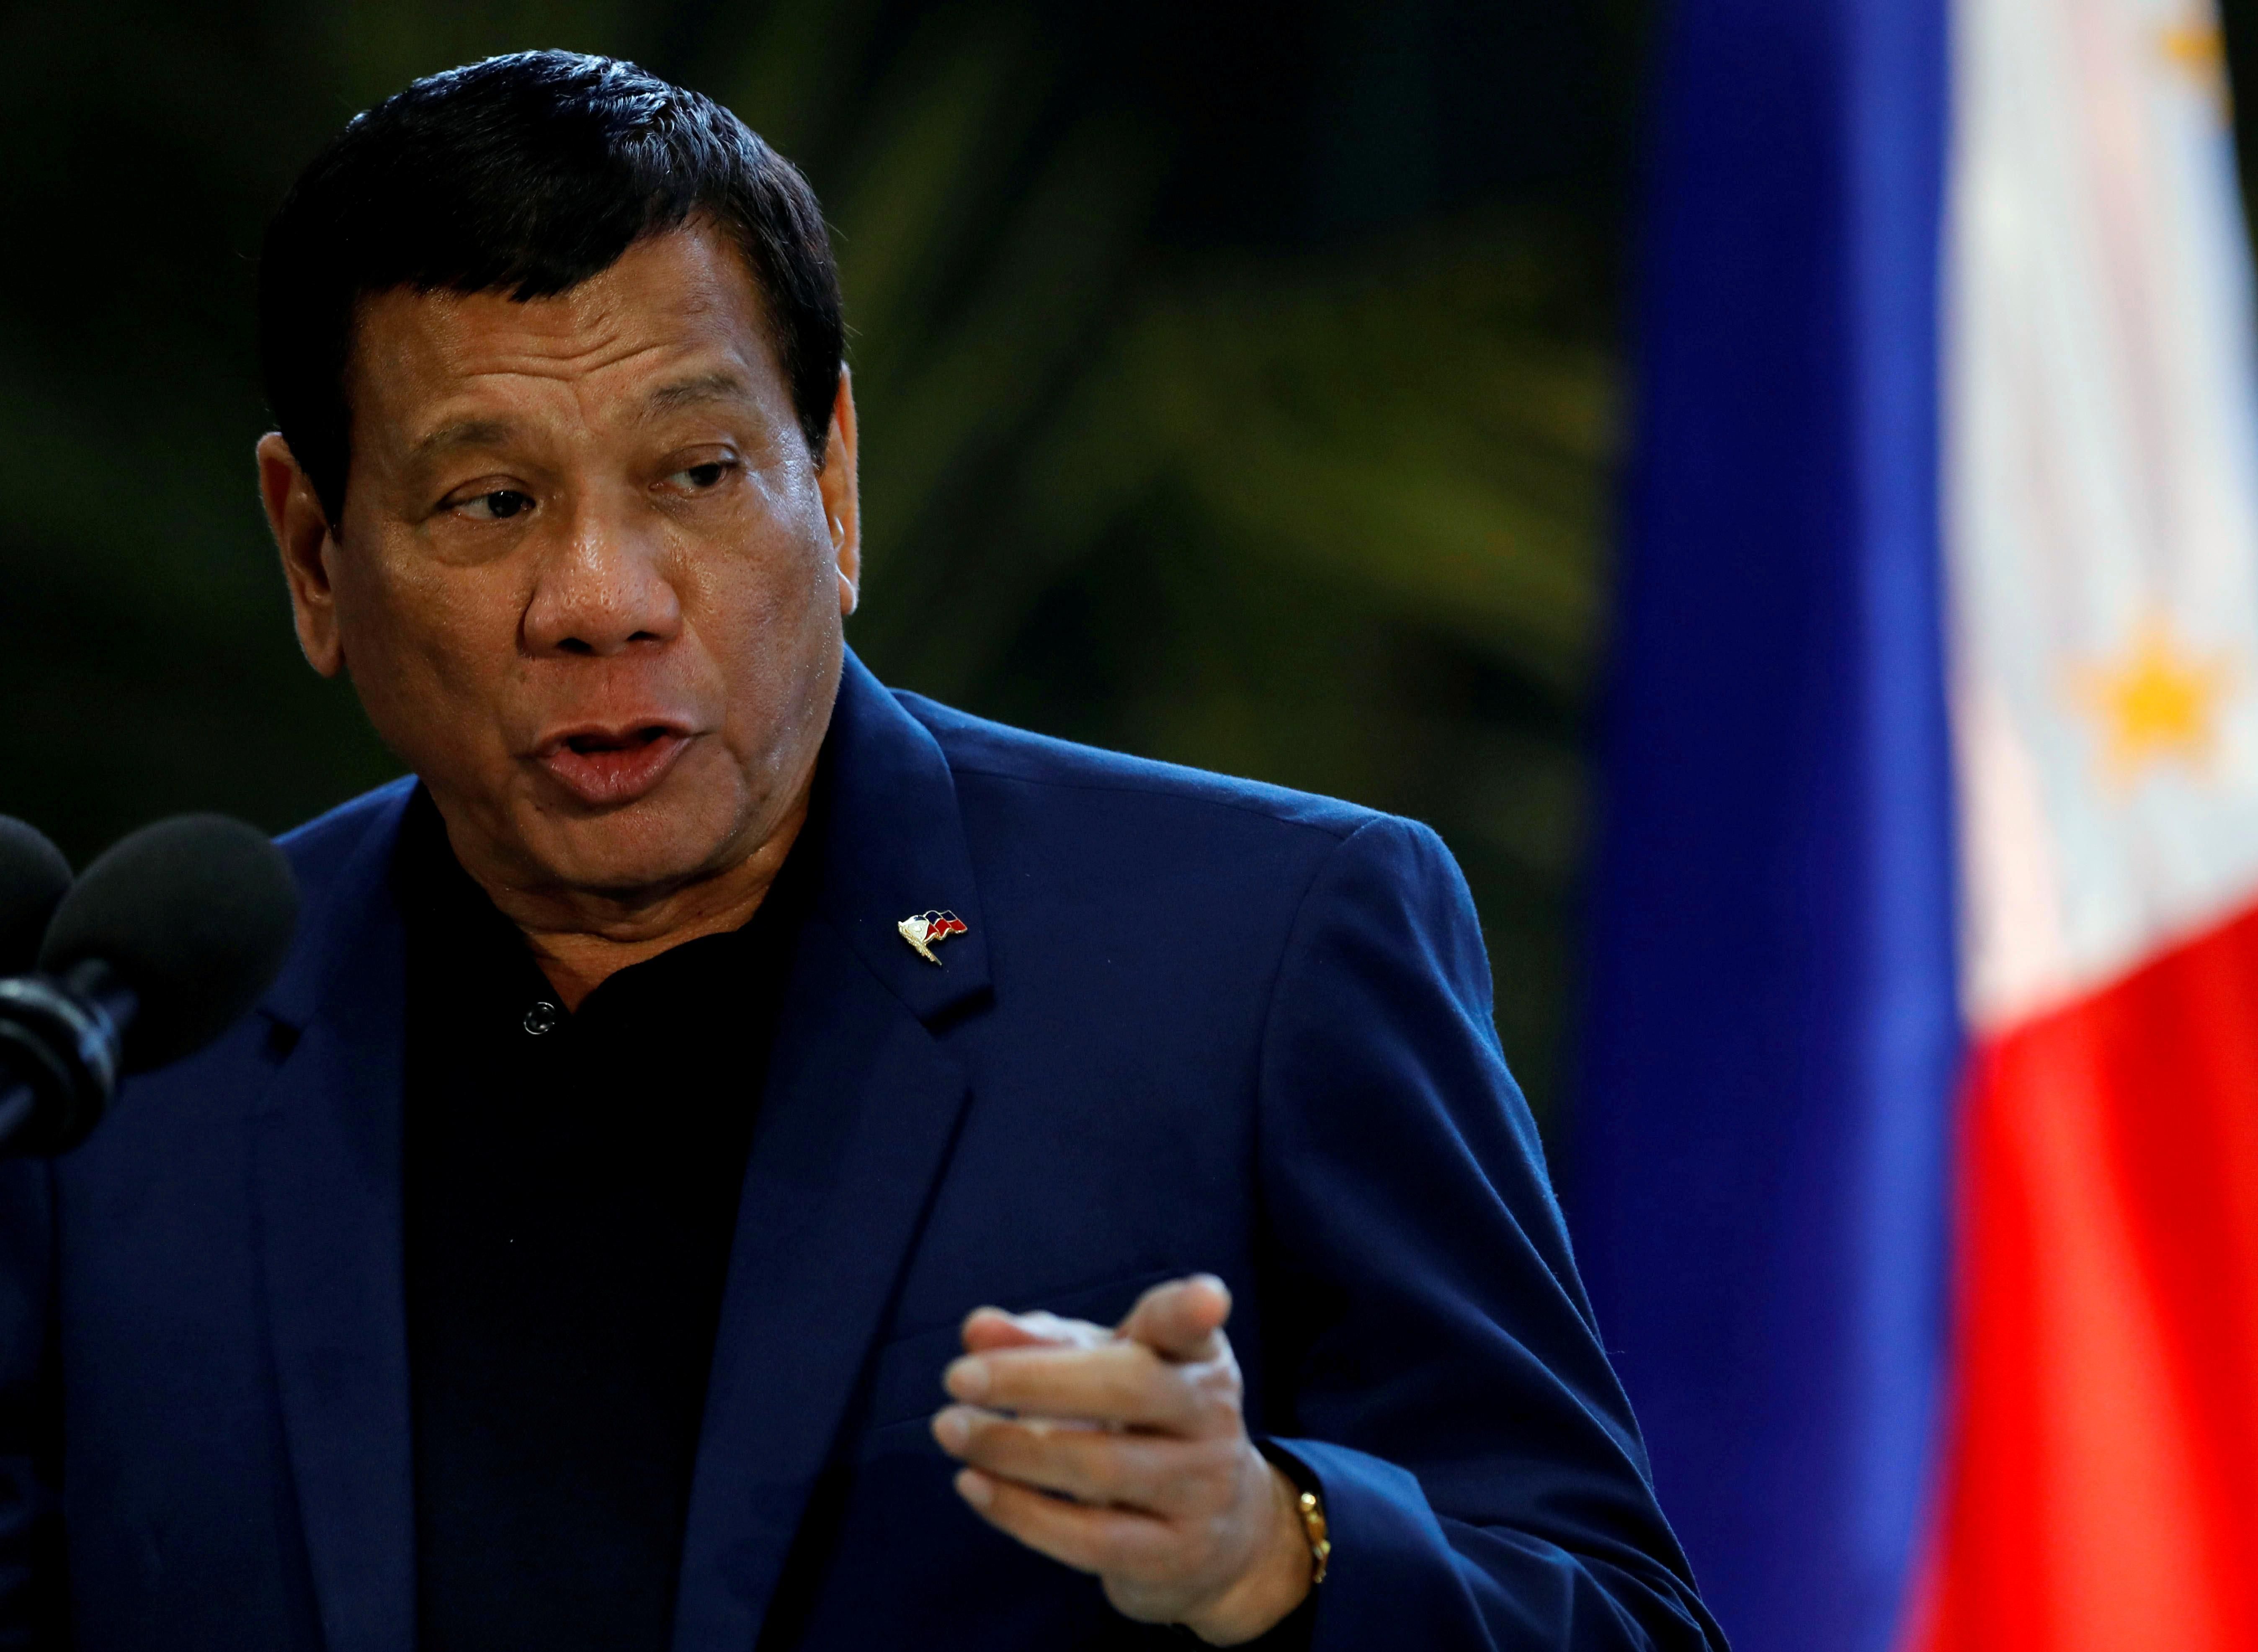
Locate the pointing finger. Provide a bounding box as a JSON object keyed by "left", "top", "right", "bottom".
{"left": 960, "top": 1307, "right": 1112, "bottom": 1356}
{"left": 943, "top": 1340, "right": 1218, "bottom": 1433}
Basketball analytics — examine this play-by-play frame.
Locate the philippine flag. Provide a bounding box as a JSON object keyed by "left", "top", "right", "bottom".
{"left": 1578, "top": 3, "right": 2258, "bottom": 1651}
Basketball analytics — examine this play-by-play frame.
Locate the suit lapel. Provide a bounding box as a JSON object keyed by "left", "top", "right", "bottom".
{"left": 672, "top": 655, "right": 992, "bottom": 1648}
{"left": 250, "top": 785, "right": 418, "bottom": 1652}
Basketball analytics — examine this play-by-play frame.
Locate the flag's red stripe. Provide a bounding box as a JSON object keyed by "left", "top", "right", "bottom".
{"left": 1912, "top": 901, "right": 2258, "bottom": 1652}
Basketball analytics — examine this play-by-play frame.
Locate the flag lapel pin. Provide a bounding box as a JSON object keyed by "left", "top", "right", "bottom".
{"left": 897, "top": 909, "right": 968, "bottom": 965}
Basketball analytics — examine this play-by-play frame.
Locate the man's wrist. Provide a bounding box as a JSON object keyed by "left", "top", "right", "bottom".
{"left": 1179, "top": 1459, "right": 1319, "bottom": 1645}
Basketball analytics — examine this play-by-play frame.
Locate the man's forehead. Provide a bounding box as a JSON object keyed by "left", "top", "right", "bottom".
{"left": 349, "top": 226, "right": 786, "bottom": 437}
{"left": 405, "top": 369, "right": 760, "bottom": 462}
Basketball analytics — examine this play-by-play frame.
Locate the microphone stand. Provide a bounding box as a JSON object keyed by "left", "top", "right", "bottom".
{"left": 0, "top": 961, "right": 137, "bottom": 1156}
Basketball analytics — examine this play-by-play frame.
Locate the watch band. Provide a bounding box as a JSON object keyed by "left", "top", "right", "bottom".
{"left": 1293, "top": 1487, "right": 1331, "bottom": 1585}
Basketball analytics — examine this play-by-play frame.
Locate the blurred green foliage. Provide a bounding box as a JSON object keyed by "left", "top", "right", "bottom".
{"left": 0, "top": 0, "right": 1637, "bottom": 1124}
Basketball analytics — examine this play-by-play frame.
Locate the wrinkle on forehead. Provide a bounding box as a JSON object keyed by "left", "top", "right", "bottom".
{"left": 348, "top": 226, "right": 792, "bottom": 456}
{"left": 412, "top": 371, "right": 760, "bottom": 460}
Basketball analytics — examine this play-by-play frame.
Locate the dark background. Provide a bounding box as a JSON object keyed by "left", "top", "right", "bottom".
{"left": 0, "top": 0, "right": 1634, "bottom": 1131}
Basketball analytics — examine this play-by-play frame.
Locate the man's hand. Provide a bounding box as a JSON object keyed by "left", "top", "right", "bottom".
{"left": 931, "top": 1275, "right": 1315, "bottom": 1645}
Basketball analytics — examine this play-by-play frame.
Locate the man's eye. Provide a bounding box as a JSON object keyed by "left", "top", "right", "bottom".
{"left": 668, "top": 461, "right": 734, "bottom": 492}
{"left": 456, "top": 489, "right": 534, "bottom": 521}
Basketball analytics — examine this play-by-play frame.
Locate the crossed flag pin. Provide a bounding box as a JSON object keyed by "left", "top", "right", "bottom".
{"left": 897, "top": 909, "right": 968, "bottom": 965}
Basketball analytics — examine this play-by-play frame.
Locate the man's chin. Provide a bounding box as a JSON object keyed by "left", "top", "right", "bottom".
{"left": 500, "top": 742, "right": 765, "bottom": 891}
{"left": 497, "top": 777, "right": 760, "bottom": 900}
{"left": 518, "top": 821, "right": 748, "bottom": 902}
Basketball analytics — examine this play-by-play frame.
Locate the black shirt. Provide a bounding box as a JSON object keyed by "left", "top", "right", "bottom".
{"left": 395, "top": 786, "right": 811, "bottom": 1652}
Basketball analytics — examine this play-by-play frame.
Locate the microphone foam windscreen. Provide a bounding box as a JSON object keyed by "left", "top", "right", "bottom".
{"left": 39, "top": 814, "right": 300, "bottom": 1072}
{"left": 0, "top": 816, "right": 72, "bottom": 973}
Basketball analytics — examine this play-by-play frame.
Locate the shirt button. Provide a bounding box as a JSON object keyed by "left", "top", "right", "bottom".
{"left": 522, "top": 1001, "right": 562, "bottom": 1036}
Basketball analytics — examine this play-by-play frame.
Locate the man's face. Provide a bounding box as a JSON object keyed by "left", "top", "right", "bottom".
{"left": 265, "top": 224, "right": 857, "bottom": 900}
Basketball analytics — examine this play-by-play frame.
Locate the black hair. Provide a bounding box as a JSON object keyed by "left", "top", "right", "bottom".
{"left": 258, "top": 50, "right": 843, "bottom": 524}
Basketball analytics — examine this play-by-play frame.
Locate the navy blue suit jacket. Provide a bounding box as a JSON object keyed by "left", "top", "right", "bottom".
{"left": 0, "top": 656, "right": 1722, "bottom": 1650}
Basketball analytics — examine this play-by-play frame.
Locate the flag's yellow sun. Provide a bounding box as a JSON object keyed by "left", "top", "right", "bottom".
{"left": 2163, "top": 21, "right": 2224, "bottom": 73}
{"left": 2077, "top": 620, "right": 2232, "bottom": 781}
{"left": 2162, "top": 21, "right": 2232, "bottom": 111}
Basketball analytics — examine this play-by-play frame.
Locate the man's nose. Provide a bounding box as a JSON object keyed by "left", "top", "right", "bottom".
{"left": 521, "top": 500, "right": 684, "bottom": 658}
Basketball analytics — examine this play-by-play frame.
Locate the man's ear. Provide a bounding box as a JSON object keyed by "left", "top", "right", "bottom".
{"left": 256, "top": 432, "right": 345, "bottom": 678}
{"left": 818, "top": 365, "right": 861, "bottom": 618}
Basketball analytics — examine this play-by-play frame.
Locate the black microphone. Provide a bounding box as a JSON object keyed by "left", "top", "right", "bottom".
{"left": 0, "top": 815, "right": 299, "bottom": 1157}
{"left": 0, "top": 816, "right": 73, "bottom": 973}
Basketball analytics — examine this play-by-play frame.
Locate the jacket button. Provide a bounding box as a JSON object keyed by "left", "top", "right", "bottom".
{"left": 522, "top": 1001, "right": 562, "bottom": 1036}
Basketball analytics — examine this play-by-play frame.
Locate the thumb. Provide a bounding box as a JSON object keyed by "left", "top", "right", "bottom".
{"left": 1117, "top": 1274, "right": 1232, "bottom": 1363}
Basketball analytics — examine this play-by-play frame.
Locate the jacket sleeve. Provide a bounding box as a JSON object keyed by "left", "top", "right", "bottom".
{"left": 1253, "top": 816, "right": 1725, "bottom": 1652}
{"left": 0, "top": 1156, "right": 64, "bottom": 1649}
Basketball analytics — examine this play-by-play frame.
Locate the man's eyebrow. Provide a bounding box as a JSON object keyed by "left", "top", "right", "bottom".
{"left": 643, "top": 371, "right": 753, "bottom": 416}
{"left": 413, "top": 417, "right": 515, "bottom": 457}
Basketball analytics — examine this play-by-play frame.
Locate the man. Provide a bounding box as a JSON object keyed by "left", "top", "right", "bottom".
{"left": 0, "top": 51, "right": 1724, "bottom": 1652}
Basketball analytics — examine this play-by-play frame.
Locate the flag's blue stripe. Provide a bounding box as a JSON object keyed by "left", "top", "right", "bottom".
{"left": 1576, "top": 5, "right": 1959, "bottom": 1651}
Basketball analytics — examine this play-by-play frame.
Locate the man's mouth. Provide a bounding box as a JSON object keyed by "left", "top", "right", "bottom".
{"left": 534, "top": 722, "right": 695, "bottom": 807}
